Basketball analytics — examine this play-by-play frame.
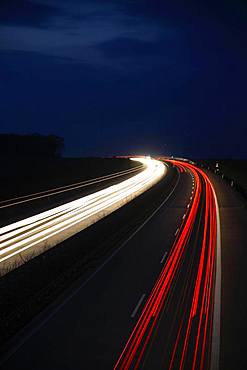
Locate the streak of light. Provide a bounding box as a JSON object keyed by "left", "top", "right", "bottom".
{"left": 114, "top": 159, "right": 220, "bottom": 370}
{"left": 0, "top": 158, "right": 166, "bottom": 275}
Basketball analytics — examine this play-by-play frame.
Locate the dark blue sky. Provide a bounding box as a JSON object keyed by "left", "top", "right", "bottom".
{"left": 0, "top": 0, "right": 246, "bottom": 158}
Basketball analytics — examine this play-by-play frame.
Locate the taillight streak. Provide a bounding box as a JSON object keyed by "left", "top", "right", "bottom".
{"left": 114, "top": 160, "right": 218, "bottom": 370}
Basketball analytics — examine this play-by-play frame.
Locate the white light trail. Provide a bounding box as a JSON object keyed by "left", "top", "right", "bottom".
{"left": 0, "top": 158, "right": 166, "bottom": 276}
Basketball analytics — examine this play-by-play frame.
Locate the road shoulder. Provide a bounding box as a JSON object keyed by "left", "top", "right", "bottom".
{"left": 207, "top": 171, "right": 247, "bottom": 370}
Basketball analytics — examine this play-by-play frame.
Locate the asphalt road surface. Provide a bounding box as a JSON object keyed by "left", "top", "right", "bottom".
{"left": 0, "top": 160, "right": 220, "bottom": 370}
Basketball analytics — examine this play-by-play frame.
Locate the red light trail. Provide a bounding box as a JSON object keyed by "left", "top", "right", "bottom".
{"left": 114, "top": 160, "right": 219, "bottom": 370}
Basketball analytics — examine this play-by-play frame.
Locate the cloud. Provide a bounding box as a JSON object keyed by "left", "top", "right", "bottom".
{"left": 0, "top": 0, "right": 165, "bottom": 69}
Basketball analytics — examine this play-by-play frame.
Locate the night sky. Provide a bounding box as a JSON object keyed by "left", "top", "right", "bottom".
{"left": 1, "top": 0, "right": 246, "bottom": 158}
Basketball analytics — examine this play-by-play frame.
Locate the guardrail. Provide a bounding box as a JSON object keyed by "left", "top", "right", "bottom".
{"left": 198, "top": 163, "right": 247, "bottom": 201}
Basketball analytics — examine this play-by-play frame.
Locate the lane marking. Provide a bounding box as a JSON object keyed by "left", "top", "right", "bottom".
{"left": 160, "top": 251, "right": 168, "bottom": 264}
{"left": 131, "top": 294, "right": 146, "bottom": 318}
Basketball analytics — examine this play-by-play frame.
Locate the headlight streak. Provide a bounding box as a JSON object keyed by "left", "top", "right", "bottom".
{"left": 114, "top": 160, "right": 219, "bottom": 370}
{"left": 0, "top": 158, "right": 166, "bottom": 275}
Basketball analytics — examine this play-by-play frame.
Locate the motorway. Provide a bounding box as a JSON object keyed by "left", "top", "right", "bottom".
{"left": 0, "top": 159, "right": 220, "bottom": 370}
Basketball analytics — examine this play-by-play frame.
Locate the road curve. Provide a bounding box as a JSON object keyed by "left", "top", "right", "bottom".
{"left": 114, "top": 159, "right": 221, "bottom": 370}
{"left": 0, "top": 157, "right": 166, "bottom": 276}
